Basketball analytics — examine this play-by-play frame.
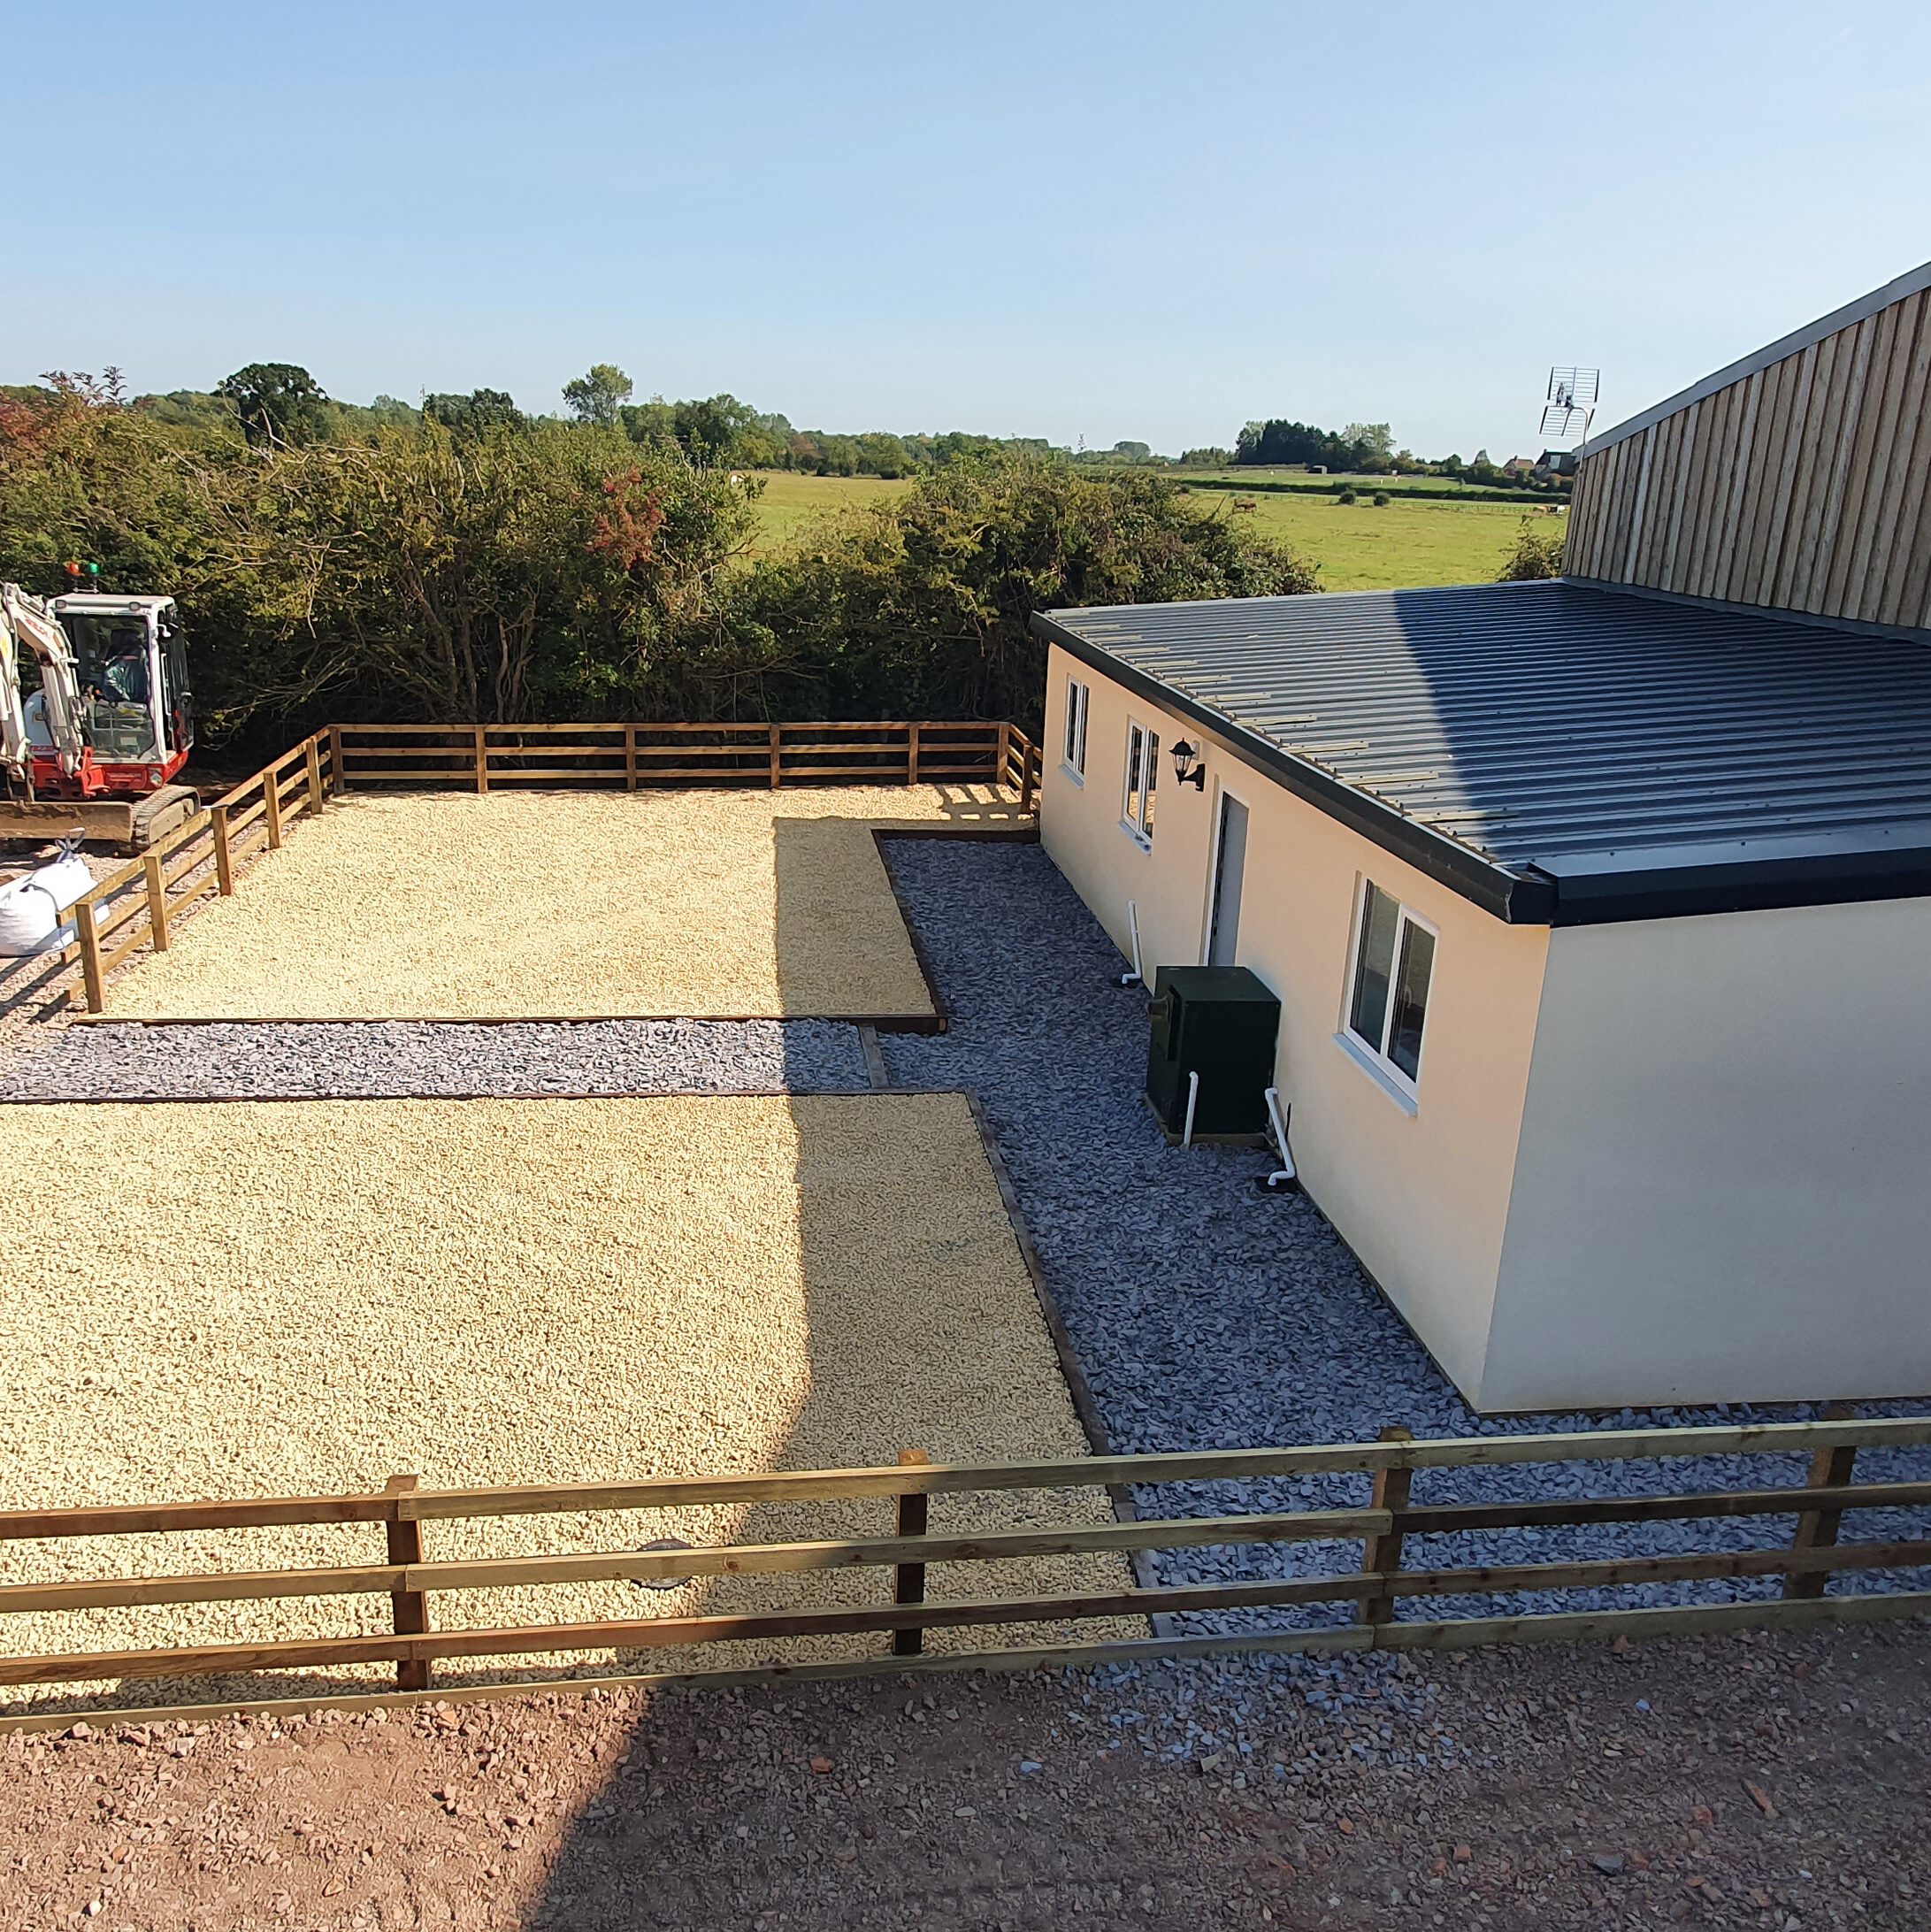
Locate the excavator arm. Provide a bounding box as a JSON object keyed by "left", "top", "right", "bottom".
{"left": 0, "top": 583, "right": 88, "bottom": 781}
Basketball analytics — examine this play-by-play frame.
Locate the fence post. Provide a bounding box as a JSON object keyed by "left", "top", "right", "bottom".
{"left": 473, "top": 725, "right": 490, "bottom": 795}
{"left": 892, "top": 1448, "right": 931, "bottom": 1658}
{"left": 142, "top": 853, "right": 170, "bottom": 952}
{"left": 211, "top": 804, "right": 234, "bottom": 895}
{"left": 997, "top": 721, "right": 1012, "bottom": 794}
{"left": 1360, "top": 1425, "right": 1414, "bottom": 1631}
{"left": 1786, "top": 1402, "right": 1858, "bottom": 1601}
{"left": 625, "top": 724, "right": 639, "bottom": 793}
{"left": 73, "top": 898, "right": 106, "bottom": 1014}
{"left": 769, "top": 722, "right": 783, "bottom": 790}
{"left": 262, "top": 770, "right": 283, "bottom": 850}
{"left": 908, "top": 721, "right": 921, "bottom": 787}
{"left": 303, "top": 736, "right": 325, "bottom": 816}
{"left": 327, "top": 724, "right": 348, "bottom": 794}
{"left": 1020, "top": 739, "right": 1038, "bottom": 818}
{"left": 385, "top": 1474, "right": 433, "bottom": 1692}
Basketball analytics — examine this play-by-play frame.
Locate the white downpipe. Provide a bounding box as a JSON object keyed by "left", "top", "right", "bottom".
{"left": 1182, "top": 1070, "right": 1200, "bottom": 1147}
{"left": 1262, "top": 1085, "right": 1299, "bottom": 1189}
{"left": 1118, "top": 899, "right": 1145, "bottom": 987}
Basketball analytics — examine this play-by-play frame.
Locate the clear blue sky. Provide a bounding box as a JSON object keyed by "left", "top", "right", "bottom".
{"left": 7, "top": 1, "right": 1928, "bottom": 457}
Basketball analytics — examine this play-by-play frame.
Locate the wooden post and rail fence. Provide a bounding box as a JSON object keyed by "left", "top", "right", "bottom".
{"left": 2, "top": 1414, "right": 1927, "bottom": 1729}
{"left": 53, "top": 720, "right": 1043, "bottom": 1016}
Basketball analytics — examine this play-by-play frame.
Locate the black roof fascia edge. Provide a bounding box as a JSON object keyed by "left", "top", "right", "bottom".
{"left": 1532, "top": 832, "right": 1931, "bottom": 925}
{"left": 1031, "top": 611, "right": 1553, "bottom": 924}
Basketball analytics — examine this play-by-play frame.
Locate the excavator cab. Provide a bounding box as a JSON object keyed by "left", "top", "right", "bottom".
{"left": 35, "top": 594, "right": 194, "bottom": 788}
{"left": 1, "top": 587, "right": 199, "bottom": 849}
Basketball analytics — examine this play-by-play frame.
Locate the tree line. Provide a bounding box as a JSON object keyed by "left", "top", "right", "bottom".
{"left": 1234, "top": 416, "right": 1567, "bottom": 490}
{"left": 0, "top": 369, "right": 1317, "bottom": 748}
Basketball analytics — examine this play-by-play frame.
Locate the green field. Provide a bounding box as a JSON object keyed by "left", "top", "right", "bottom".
{"left": 746, "top": 472, "right": 908, "bottom": 551}
{"left": 743, "top": 468, "right": 1561, "bottom": 592}
{"left": 1189, "top": 488, "right": 1561, "bottom": 591}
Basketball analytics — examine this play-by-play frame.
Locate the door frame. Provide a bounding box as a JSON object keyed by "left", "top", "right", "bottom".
{"left": 1199, "top": 778, "right": 1253, "bottom": 965}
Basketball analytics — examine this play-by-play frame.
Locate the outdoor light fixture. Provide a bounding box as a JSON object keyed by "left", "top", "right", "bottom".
{"left": 1170, "top": 739, "right": 1206, "bottom": 789}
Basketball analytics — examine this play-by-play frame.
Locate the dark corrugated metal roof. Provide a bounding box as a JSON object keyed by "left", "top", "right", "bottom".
{"left": 1031, "top": 579, "right": 1931, "bottom": 924}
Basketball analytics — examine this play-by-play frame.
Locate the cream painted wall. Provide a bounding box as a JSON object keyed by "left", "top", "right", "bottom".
{"left": 1485, "top": 900, "right": 1931, "bottom": 1410}
{"left": 1041, "top": 645, "right": 1552, "bottom": 1400}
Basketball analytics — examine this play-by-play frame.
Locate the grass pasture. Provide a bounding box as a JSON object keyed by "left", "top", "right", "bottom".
{"left": 742, "top": 468, "right": 1560, "bottom": 591}
{"left": 745, "top": 471, "right": 909, "bottom": 551}
{"left": 1189, "top": 487, "right": 1562, "bottom": 591}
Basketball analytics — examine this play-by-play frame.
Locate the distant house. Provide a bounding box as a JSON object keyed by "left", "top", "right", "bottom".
{"left": 1031, "top": 259, "right": 1931, "bottom": 1413}
{"left": 1500, "top": 455, "right": 1536, "bottom": 477}
{"left": 1535, "top": 448, "right": 1578, "bottom": 479}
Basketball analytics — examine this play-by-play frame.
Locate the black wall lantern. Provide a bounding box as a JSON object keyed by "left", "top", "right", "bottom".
{"left": 1170, "top": 739, "right": 1207, "bottom": 789}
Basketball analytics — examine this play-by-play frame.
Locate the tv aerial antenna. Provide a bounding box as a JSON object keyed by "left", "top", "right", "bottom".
{"left": 1539, "top": 366, "right": 1600, "bottom": 454}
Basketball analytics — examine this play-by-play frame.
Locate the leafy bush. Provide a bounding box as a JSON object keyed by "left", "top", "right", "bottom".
{"left": 1372, "top": 492, "right": 1391, "bottom": 508}
{"left": 717, "top": 454, "right": 1319, "bottom": 728}
{"left": 0, "top": 396, "right": 1316, "bottom": 740}
{"left": 1496, "top": 515, "right": 1567, "bottom": 582}
{"left": 1337, "top": 487, "right": 1358, "bottom": 505}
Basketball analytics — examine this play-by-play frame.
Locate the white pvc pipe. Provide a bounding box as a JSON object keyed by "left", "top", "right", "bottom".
{"left": 1262, "top": 1085, "right": 1298, "bottom": 1189}
{"left": 1182, "top": 1069, "right": 1200, "bottom": 1146}
{"left": 1119, "top": 899, "right": 1145, "bottom": 987}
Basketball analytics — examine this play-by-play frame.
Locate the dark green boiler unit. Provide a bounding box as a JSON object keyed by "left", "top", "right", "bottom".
{"left": 1145, "top": 965, "right": 1281, "bottom": 1140}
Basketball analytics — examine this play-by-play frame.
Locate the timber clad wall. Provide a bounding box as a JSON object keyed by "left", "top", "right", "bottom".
{"left": 1568, "top": 278, "right": 1931, "bottom": 632}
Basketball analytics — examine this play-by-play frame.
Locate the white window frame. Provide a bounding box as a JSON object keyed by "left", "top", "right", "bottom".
{"left": 1121, "top": 718, "right": 1159, "bottom": 847}
{"left": 1337, "top": 877, "right": 1437, "bottom": 1108}
{"left": 1061, "top": 674, "right": 1090, "bottom": 782}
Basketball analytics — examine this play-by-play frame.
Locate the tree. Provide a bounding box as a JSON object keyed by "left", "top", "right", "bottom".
{"left": 216, "top": 363, "right": 331, "bottom": 447}
{"left": 1341, "top": 422, "right": 1395, "bottom": 466}
{"left": 424, "top": 388, "right": 523, "bottom": 434}
{"left": 561, "top": 364, "right": 633, "bottom": 428}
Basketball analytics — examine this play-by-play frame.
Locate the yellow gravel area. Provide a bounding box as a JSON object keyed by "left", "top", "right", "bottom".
{"left": 104, "top": 788, "right": 1019, "bottom": 1022}
{"left": 0, "top": 1095, "right": 1135, "bottom": 1709}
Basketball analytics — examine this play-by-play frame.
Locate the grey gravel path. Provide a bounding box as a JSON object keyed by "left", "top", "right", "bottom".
{"left": 0, "top": 1016, "right": 870, "bottom": 1100}
{"left": 876, "top": 839, "right": 1931, "bottom": 1636}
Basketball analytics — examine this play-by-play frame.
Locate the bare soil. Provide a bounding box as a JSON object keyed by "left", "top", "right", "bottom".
{"left": 1, "top": 1620, "right": 1923, "bottom": 1929}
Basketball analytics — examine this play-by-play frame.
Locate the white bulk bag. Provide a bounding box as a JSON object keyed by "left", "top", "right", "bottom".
{"left": 0, "top": 854, "right": 93, "bottom": 956}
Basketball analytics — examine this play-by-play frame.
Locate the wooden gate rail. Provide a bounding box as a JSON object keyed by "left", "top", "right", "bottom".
{"left": 62, "top": 732, "right": 334, "bottom": 1014}
{"left": 54, "top": 718, "right": 1038, "bottom": 1015}
{"left": 2, "top": 1414, "right": 1927, "bottom": 1725}
{"left": 329, "top": 720, "right": 1037, "bottom": 796}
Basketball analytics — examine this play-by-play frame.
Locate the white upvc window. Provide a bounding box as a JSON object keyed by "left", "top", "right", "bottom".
{"left": 1062, "top": 675, "right": 1090, "bottom": 778}
{"left": 1122, "top": 719, "right": 1159, "bottom": 846}
{"left": 1343, "top": 878, "right": 1437, "bottom": 1098}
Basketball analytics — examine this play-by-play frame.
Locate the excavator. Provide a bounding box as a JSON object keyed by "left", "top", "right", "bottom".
{"left": 0, "top": 576, "right": 199, "bottom": 850}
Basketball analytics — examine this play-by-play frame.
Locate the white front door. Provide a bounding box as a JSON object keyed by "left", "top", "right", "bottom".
{"left": 1207, "top": 791, "right": 1248, "bottom": 966}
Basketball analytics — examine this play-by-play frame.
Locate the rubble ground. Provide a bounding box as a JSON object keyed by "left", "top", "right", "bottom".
{"left": 1, "top": 1620, "right": 1924, "bottom": 1929}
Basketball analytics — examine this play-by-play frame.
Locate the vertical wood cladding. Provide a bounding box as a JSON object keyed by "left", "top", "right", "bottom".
{"left": 1568, "top": 288, "right": 1931, "bottom": 632}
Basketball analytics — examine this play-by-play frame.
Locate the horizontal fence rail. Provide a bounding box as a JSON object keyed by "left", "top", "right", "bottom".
{"left": 61, "top": 732, "right": 333, "bottom": 1014}
{"left": 2, "top": 1414, "right": 1927, "bottom": 1726}
{"left": 331, "top": 721, "right": 1038, "bottom": 809}
{"left": 47, "top": 720, "right": 1038, "bottom": 1014}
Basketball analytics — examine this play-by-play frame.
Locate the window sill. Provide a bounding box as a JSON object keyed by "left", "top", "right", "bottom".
{"left": 1331, "top": 1031, "right": 1420, "bottom": 1116}
{"left": 1061, "top": 763, "right": 1085, "bottom": 787}
{"left": 1118, "top": 821, "right": 1153, "bottom": 851}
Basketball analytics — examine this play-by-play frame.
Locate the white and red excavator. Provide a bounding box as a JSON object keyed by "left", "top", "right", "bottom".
{"left": 0, "top": 573, "right": 199, "bottom": 851}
